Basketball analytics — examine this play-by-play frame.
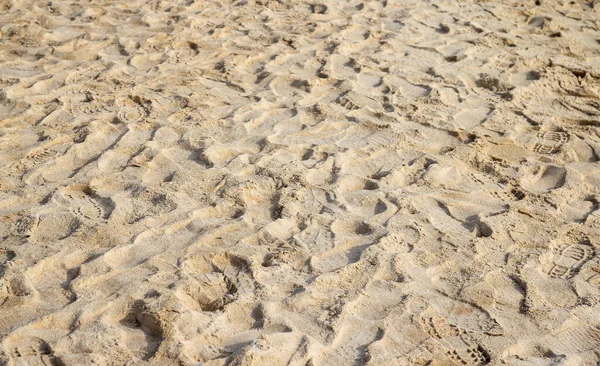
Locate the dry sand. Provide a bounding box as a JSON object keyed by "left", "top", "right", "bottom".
{"left": 1, "top": 0, "right": 600, "bottom": 364}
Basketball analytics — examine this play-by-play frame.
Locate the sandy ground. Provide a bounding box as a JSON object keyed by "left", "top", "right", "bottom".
{"left": 1, "top": 0, "right": 600, "bottom": 364}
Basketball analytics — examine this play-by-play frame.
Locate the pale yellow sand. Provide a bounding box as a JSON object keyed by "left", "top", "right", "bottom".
{"left": 1, "top": 0, "right": 600, "bottom": 365}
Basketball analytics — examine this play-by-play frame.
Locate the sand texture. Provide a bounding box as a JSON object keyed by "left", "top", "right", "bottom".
{"left": 1, "top": 0, "right": 600, "bottom": 364}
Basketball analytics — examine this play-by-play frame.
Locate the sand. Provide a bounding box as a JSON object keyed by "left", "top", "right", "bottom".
{"left": 1, "top": 0, "right": 600, "bottom": 364}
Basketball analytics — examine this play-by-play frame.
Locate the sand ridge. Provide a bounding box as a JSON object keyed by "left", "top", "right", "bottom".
{"left": 1, "top": 0, "right": 600, "bottom": 364}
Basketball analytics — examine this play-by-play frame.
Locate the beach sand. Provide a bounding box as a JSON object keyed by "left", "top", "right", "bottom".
{"left": 1, "top": 0, "right": 600, "bottom": 364}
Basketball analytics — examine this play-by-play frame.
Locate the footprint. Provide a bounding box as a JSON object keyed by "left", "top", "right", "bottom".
{"left": 24, "top": 149, "right": 58, "bottom": 168}
{"left": 337, "top": 122, "right": 402, "bottom": 149}
{"left": 212, "top": 254, "right": 254, "bottom": 296}
{"left": 262, "top": 245, "right": 309, "bottom": 270}
{"left": 521, "top": 165, "right": 566, "bottom": 193}
{"left": 338, "top": 95, "right": 359, "bottom": 110}
{"left": 179, "top": 254, "right": 251, "bottom": 310}
{"left": 15, "top": 215, "right": 39, "bottom": 238}
{"left": 254, "top": 0, "right": 287, "bottom": 10}
{"left": 588, "top": 273, "right": 600, "bottom": 286}
{"left": 269, "top": 119, "right": 346, "bottom": 146}
{"left": 532, "top": 131, "right": 569, "bottom": 154}
{"left": 71, "top": 101, "right": 110, "bottom": 117}
{"left": 539, "top": 131, "right": 570, "bottom": 145}
{"left": 546, "top": 243, "right": 595, "bottom": 279}
{"left": 64, "top": 63, "right": 107, "bottom": 84}
{"left": 558, "top": 97, "right": 600, "bottom": 125}
{"left": 4, "top": 161, "right": 31, "bottom": 178}
{"left": 337, "top": 175, "right": 379, "bottom": 193}
{"left": 349, "top": 280, "right": 406, "bottom": 321}
{"left": 488, "top": 187, "right": 526, "bottom": 202}
{"left": 320, "top": 325, "right": 384, "bottom": 365}
{"left": 53, "top": 186, "right": 111, "bottom": 225}
{"left": 420, "top": 313, "right": 491, "bottom": 365}
{"left": 460, "top": 172, "right": 508, "bottom": 197}
{"left": 120, "top": 300, "right": 164, "bottom": 360}
{"left": 416, "top": 198, "right": 472, "bottom": 241}
{"left": 4, "top": 336, "right": 59, "bottom": 366}
{"left": 337, "top": 91, "right": 381, "bottom": 111}
{"left": 465, "top": 172, "right": 495, "bottom": 187}
{"left": 181, "top": 272, "right": 235, "bottom": 312}
{"left": 293, "top": 222, "right": 335, "bottom": 255}
{"left": 454, "top": 107, "right": 491, "bottom": 129}
{"left": 543, "top": 323, "right": 600, "bottom": 354}
{"left": 52, "top": 186, "right": 88, "bottom": 205}
{"left": 72, "top": 199, "right": 107, "bottom": 224}
{"left": 117, "top": 106, "right": 147, "bottom": 123}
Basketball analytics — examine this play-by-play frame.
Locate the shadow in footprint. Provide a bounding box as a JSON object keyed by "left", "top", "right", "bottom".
{"left": 120, "top": 300, "right": 163, "bottom": 360}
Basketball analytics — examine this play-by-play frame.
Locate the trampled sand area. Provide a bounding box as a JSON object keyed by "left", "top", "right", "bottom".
{"left": 1, "top": 0, "right": 600, "bottom": 364}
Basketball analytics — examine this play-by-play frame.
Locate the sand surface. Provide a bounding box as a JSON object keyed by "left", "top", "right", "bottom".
{"left": 1, "top": 0, "right": 600, "bottom": 365}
